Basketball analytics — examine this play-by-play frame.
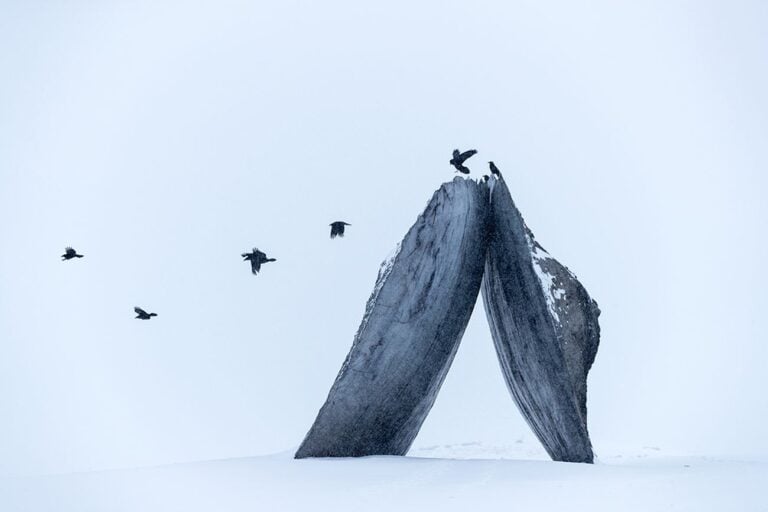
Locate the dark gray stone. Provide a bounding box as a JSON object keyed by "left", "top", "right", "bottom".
{"left": 482, "top": 177, "right": 600, "bottom": 463}
{"left": 295, "top": 178, "right": 490, "bottom": 458}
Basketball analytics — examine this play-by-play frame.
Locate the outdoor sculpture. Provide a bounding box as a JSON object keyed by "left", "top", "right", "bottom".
{"left": 296, "top": 176, "right": 600, "bottom": 463}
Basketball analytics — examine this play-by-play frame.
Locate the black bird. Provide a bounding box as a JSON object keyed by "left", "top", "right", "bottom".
{"left": 481, "top": 175, "right": 490, "bottom": 183}
{"left": 330, "top": 221, "right": 351, "bottom": 239}
{"left": 241, "top": 248, "right": 276, "bottom": 275}
{"left": 449, "top": 149, "right": 478, "bottom": 174}
{"left": 489, "top": 161, "right": 502, "bottom": 178}
{"left": 61, "top": 247, "right": 84, "bottom": 261}
{"left": 134, "top": 307, "right": 157, "bottom": 320}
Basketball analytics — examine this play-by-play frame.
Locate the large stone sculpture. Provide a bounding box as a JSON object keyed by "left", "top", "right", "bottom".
{"left": 296, "top": 176, "right": 600, "bottom": 463}
{"left": 482, "top": 178, "right": 600, "bottom": 463}
{"left": 295, "top": 178, "right": 490, "bottom": 458}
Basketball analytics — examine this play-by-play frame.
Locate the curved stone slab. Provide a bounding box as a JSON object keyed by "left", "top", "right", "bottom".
{"left": 482, "top": 178, "right": 600, "bottom": 463}
{"left": 296, "top": 178, "right": 489, "bottom": 458}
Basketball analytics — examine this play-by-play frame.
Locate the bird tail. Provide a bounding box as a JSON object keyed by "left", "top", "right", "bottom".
{"left": 149, "top": 313, "right": 157, "bottom": 317}
{"left": 266, "top": 258, "right": 277, "bottom": 262}
{"left": 75, "top": 254, "right": 83, "bottom": 258}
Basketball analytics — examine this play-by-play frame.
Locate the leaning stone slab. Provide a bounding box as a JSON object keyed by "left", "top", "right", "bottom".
{"left": 295, "top": 178, "right": 489, "bottom": 458}
{"left": 482, "top": 178, "right": 600, "bottom": 463}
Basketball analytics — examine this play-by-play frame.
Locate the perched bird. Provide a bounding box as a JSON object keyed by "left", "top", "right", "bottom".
{"left": 61, "top": 247, "right": 84, "bottom": 261}
{"left": 134, "top": 307, "right": 157, "bottom": 320}
{"left": 241, "top": 248, "right": 276, "bottom": 275}
{"left": 481, "top": 175, "right": 490, "bottom": 183}
{"left": 329, "top": 221, "right": 351, "bottom": 239}
{"left": 449, "top": 149, "right": 478, "bottom": 174}
{"left": 489, "top": 161, "right": 502, "bottom": 178}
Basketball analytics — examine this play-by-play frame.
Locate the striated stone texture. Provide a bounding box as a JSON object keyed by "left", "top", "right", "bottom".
{"left": 482, "top": 177, "right": 600, "bottom": 463}
{"left": 296, "top": 178, "right": 490, "bottom": 458}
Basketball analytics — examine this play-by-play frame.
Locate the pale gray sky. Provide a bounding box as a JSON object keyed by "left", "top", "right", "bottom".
{"left": 1, "top": 0, "right": 766, "bottom": 475}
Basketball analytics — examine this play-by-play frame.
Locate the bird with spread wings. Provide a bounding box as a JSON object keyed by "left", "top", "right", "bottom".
{"left": 134, "top": 307, "right": 157, "bottom": 320}
{"left": 241, "top": 248, "right": 277, "bottom": 275}
{"left": 61, "top": 247, "right": 84, "bottom": 261}
{"left": 329, "top": 221, "right": 351, "bottom": 239}
{"left": 449, "top": 149, "right": 478, "bottom": 174}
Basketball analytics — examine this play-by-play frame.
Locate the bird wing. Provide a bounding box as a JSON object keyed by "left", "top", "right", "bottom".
{"left": 134, "top": 307, "right": 147, "bottom": 316}
{"left": 452, "top": 149, "right": 460, "bottom": 160}
{"left": 250, "top": 259, "right": 261, "bottom": 274}
{"left": 330, "top": 224, "right": 339, "bottom": 238}
{"left": 457, "top": 149, "right": 477, "bottom": 163}
{"left": 64, "top": 247, "right": 75, "bottom": 256}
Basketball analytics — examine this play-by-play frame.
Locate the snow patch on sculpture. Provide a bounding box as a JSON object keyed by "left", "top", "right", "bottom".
{"left": 338, "top": 241, "right": 402, "bottom": 380}
{"left": 363, "top": 239, "right": 403, "bottom": 321}
{"left": 524, "top": 228, "right": 570, "bottom": 325}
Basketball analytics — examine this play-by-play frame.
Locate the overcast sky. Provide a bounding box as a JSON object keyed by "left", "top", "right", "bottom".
{"left": 1, "top": 0, "right": 767, "bottom": 475}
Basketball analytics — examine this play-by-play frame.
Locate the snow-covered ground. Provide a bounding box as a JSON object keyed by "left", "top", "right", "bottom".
{"left": 1, "top": 443, "right": 764, "bottom": 512}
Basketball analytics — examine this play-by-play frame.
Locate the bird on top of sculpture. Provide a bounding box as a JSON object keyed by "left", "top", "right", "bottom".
{"left": 449, "top": 149, "right": 478, "bottom": 174}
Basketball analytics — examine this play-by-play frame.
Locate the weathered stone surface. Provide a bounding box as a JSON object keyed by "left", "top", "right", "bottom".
{"left": 295, "top": 178, "right": 490, "bottom": 458}
{"left": 482, "top": 178, "right": 600, "bottom": 463}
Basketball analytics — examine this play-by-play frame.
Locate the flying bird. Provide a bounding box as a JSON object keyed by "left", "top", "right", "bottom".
{"left": 329, "top": 221, "right": 351, "bottom": 239}
{"left": 449, "top": 149, "right": 478, "bottom": 174}
{"left": 134, "top": 307, "right": 157, "bottom": 320}
{"left": 61, "top": 247, "right": 84, "bottom": 261}
{"left": 241, "top": 248, "right": 276, "bottom": 275}
{"left": 489, "top": 161, "right": 502, "bottom": 178}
